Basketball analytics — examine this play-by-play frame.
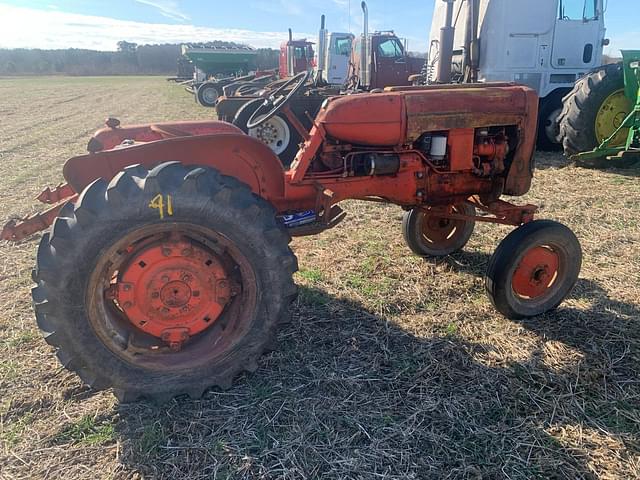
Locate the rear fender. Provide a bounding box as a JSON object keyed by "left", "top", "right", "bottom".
{"left": 63, "top": 133, "right": 286, "bottom": 201}
{"left": 89, "top": 121, "right": 243, "bottom": 151}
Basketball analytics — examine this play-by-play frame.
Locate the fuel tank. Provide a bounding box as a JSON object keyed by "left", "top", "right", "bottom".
{"left": 318, "top": 83, "right": 538, "bottom": 147}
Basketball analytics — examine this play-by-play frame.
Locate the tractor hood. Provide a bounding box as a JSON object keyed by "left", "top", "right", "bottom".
{"left": 317, "top": 83, "right": 539, "bottom": 147}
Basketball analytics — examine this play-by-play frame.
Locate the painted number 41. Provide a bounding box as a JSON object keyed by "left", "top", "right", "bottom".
{"left": 149, "top": 194, "right": 174, "bottom": 219}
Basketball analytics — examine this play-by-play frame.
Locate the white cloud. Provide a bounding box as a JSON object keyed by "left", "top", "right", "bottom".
{"left": 0, "top": 4, "right": 312, "bottom": 51}
{"left": 134, "top": 0, "right": 190, "bottom": 22}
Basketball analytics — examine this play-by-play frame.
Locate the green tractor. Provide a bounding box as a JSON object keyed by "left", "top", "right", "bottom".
{"left": 557, "top": 50, "right": 640, "bottom": 168}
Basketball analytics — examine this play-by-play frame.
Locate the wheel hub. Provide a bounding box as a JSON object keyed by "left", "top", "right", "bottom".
{"left": 512, "top": 246, "right": 559, "bottom": 299}
{"left": 595, "top": 89, "right": 632, "bottom": 145}
{"left": 423, "top": 209, "right": 458, "bottom": 243}
{"left": 248, "top": 115, "right": 290, "bottom": 155}
{"left": 116, "top": 238, "right": 233, "bottom": 350}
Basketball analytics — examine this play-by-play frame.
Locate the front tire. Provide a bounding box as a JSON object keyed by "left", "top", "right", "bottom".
{"left": 402, "top": 203, "right": 476, "bottom": 257}
{"left": 536, "top": 91, "right": 566, "bottom": 151}
{"left": 485, "top": 220, "right": 581, "bottom": 320}
{"left": 33, "top": 162, "right": 298, "bottom": 402}
{"left": 196, "top": 82, "right": 220, "bottom": 107}
{"left": 233, "top": 98, "right": 301, "bottom": 168}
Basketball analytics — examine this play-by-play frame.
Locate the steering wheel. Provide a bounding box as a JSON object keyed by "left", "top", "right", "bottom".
{"left": 246, "top": 71, "right": 310, "bottom": 130}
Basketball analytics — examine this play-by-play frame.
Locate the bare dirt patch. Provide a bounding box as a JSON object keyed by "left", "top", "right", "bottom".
{"left": 0, "top": 77, "right": 638, "bottom": 479}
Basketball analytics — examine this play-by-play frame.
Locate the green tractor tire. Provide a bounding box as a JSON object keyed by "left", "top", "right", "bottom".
{"left": 557, "top": 63, "right": 633, "bottom": 167}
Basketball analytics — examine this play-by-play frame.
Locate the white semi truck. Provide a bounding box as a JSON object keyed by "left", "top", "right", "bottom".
{"left": 427, "top": 0, "right": 608, "bottom": 148}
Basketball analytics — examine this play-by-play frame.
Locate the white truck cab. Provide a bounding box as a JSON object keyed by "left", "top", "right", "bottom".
{"left": 316, "top": 15, "right": 355, "bottom": 86}
{"left": 323, "top": 33, "right": 355, "bottom": 85}
{"left": 428, "top": 0, "right": 607, "bottom": 147}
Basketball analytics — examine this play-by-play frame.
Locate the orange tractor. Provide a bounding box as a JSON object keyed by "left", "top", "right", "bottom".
{"left": 4, "top": 73, "right": 582, "bottom": 401}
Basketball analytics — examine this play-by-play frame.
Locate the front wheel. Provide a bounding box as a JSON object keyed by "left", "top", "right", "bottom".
{"left": 485, "top": 220, "right": 582, "bottom": 319}
{"left": 196, "top": 82, "right": 220, "bottom": 107}
{"left": 402, "top": 203, "right": 476, "bottom": 257}
{"left": 33, "top": 162, "right": 298, "bottom": 402}
{"left": 233, "top": 98, "right": 301, "bottom": 168}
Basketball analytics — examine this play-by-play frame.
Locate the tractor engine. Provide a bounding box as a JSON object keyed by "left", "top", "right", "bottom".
{"left": 415, "top": 127, "right": 511, "bottom": 177}
{"left": 315, "top": 84, "right": 538, "bottom": 197}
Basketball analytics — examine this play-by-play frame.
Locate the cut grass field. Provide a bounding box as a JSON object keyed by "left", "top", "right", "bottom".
{"left": 0, "top": 76, "right": 639, "bottom": 479}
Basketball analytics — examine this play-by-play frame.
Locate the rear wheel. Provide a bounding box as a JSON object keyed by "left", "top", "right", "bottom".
{"left": 485, "top": 220, "right": 581, "bottom": 319}
{"left": 402, "top": 203, "right": 476, "bottom": 257}
{"left": 32, "top": 162, "right": 298, "bottom": 402}
{"left": 557, "top": 63, "right": 632, "bottom": 165}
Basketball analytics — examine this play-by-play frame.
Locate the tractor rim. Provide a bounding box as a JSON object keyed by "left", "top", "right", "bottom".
{"left": 248, "top": 114, "right": 291, "bottom": 155}
{"left": 86, "top": 223, "right": 257, "bottom": 372}
{"left": 420, "top": 205, "right": 467, "bottom": 249}
{"left": 595, "top": 89, "right": 632, "bottom": 145}
{"left": 511, "top": 245, "right": 562, "bottom": 301}
{"left": 202, "top": 86, "right": 219, "bottom": 105}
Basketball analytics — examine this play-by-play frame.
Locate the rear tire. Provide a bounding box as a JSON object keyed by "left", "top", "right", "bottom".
{"left": 557, "top": 64, "right": 631, "bottom": 162}
{"left": 32, "top": 162, "right": 298, "bottom": 402}
{"left": 402, "top": 203, "right": 476, "bottom": 257}
{"left": 485, "top": 220, "right": 581, "bottom": 319}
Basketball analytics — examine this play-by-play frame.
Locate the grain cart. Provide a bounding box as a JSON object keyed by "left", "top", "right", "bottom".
{"left": 2, "top": 76, "right": 582, "bottom": 401}
{"left": 180, "top": 43, "right": 259, "bottom": 107}
{"left": 557, "top": 50, "right": 640, "bottom": 168}
{"left": 425, "top": 0, "right": 608, "bottom": 149}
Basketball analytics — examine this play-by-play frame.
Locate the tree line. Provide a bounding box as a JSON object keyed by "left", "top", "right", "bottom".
{"left": 0, "top": 42, "right": 280, "bottom": 76}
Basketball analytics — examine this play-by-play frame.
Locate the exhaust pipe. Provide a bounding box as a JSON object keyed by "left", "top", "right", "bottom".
{"left": 467, "top": 0, "right": 480, "bottom": 82}
{"left": 436, "top": 0, "right": 455, "bottom": 84}
{"left": 287, "top": 28, "right": 295, "bottom": 77}
{"left": 317, "top": 15, "right": 327, "bottom": 83}
{"left": 361, "top": 1, "right": 369, "bottom": 88}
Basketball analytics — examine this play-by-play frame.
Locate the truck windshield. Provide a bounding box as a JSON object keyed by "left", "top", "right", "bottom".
{"left": 559, "top": 0, "right": 598, "bottom": 20}
{"left": 377, "top": 38, "right": 404, "bottom": 58}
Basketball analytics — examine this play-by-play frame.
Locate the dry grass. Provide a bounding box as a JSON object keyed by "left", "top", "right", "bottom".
{"left": 0, "top": 76, "right": 639, "bottom": 479}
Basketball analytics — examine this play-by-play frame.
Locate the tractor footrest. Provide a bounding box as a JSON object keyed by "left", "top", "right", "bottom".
{"left": 288, "top": 206, "right": 347, "bottom": 237}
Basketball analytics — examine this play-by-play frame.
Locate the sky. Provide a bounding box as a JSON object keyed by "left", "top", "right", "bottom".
{"left": 0, "top": 0, "right": 636, "bottom": 54}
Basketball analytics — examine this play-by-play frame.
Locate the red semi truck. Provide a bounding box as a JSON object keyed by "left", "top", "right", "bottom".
{"left": 279, "top": 29, "right": 315, "bottom": 79}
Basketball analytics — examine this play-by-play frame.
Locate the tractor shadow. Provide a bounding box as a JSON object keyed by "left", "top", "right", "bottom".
{"left": 112, "top": 281, "right": 639, "bottom": 479}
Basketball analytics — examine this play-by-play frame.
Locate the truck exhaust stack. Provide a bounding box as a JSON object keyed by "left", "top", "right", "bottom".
{"left": 317, "top": 15, "right": 328, "bottom": 83}
{"left": 436, "top": 0, "right": 455, "bottom": 84}
{"left": 361, "top": 1, "right": 369, "bottom": 87}
{"left": 287, "top": 28, "right": 295, "bottom": 77}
